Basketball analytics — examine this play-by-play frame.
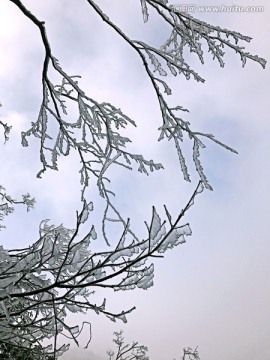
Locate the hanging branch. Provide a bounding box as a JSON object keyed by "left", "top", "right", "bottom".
{"left": 0, "top": 182, "right": 204, "bottom": 357}
{"left": 86, "top": 0, "right": 266, "bottom": 188}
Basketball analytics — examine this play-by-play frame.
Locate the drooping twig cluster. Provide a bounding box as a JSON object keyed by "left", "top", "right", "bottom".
{"left": 0, "top": 185, "right": 35, "bottom": 231}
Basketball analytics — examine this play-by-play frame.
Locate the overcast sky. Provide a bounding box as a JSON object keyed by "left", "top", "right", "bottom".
{"left": 0, "top": 1, "right": 269, "bottom": 359}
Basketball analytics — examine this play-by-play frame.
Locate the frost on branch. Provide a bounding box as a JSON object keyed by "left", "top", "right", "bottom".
{"left": 132, "top": 1, "right": 266, "bottom": 188}
{"left": 20, "top": 54, "right": 163, "bottom": 244}
{"left": 177, "top": 346, "right": 200, "bottom": 360}
{"left": 0, "top": 104, "right": 12, "bottom": 143}
{"left": 13, "top": 0, "right": 266, "bottom": 203}
{"left": 0, "top": 185, "right": 35, "bottom": 230}
{"left": 106, "top": 330, "right": 200, "bottom": 360}
{"left": 1, "top": 1, "right": 266, "bottom": 358}
{"left": 107, "top": 330, "right": 149, "bottom": 360}
{"left": 0, "top": 182, "right": 203, "bottom": 357}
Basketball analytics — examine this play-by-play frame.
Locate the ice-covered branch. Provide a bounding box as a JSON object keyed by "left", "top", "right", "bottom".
{"left": 8, "top": 0, "right": 266, "bottom": 211}
{"left": 0, "top": 185, "right": 35, "bottom": 230}
{"left": 107, "top": 330, "right": 149, "bottom": 360}
{"left": 0, "top": 181, "right": 203, "bottom": 357}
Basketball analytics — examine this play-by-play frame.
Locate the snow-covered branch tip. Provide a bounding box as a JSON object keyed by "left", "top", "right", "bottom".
{"left": 0, "top": 185, "right": 35, "bottom": 230}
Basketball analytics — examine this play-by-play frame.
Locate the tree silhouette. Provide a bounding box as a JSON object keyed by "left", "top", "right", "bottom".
{"left": 0, "top": 1, "right": 266, "bottom": 359}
